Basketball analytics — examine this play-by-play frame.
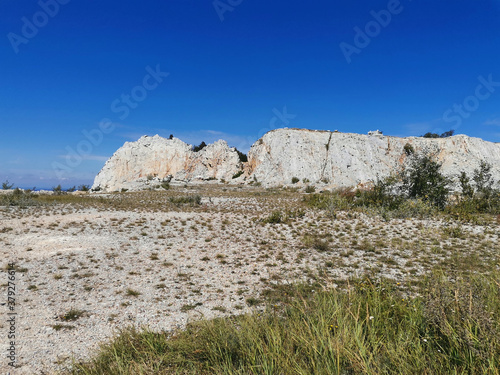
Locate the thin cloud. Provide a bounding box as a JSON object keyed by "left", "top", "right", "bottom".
{"left": 485, "top": 118, "right": 500, "bottom": 126}
{"left": 57, "top": 154, "right": 110, "bottom": 162}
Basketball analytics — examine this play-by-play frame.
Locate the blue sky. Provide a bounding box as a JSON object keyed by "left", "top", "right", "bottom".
{"left": 1, "top": 0, "right": 500, "bottom": 188}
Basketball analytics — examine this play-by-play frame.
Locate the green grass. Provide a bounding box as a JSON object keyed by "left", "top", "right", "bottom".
{"left": 68, "top": 271, "right": 500, "bottom": 374}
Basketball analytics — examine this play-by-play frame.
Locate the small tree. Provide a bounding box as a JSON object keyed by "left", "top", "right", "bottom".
{"left": 400, "top": 153, "right": 450, "bottom": 209}
{"left": 473, "top": 161, "right": 494, "bottom": 199}
{"left": 52, "top": 185, "right": 64, "bottom": 195}
{"left": 234, "top": 148, "right": 248, "bottom": 162}
{"left": 440, "top": 130, "right": 455, "bottom": 138}
{"left": 459, "top": 172, "right": 474, "bottom": 199}
{"left": 2, "top": 180, "right": 14, "bottom": 190}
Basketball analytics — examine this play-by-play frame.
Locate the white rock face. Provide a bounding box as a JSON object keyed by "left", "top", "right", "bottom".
{"left": 92, "top": 135, "right": 242, "bottom": 191}
{"left": 246, "top": 128, "right": 500, "bottom": 189}
{"left": 93, "top": 129, "right": 500, "bottom": 192}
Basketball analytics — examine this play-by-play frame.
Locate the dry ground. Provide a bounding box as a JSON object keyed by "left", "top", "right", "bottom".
{"left": 0, "top": 185, "right": 498, "bottom": 374}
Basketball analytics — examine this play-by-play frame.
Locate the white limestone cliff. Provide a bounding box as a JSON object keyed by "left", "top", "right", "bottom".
{"left": 92, "top": 135, "right": 242, "bottom": 191}
{"left": 246, "top": 128, "right": 500, "bottom": 189}
{"left": 92, "top": 130, "right": 500, "bottom": 192}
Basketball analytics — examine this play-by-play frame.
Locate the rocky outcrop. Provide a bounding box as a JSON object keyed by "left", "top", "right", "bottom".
{"left": 92, "top": 135, "right": 242, "bottom": 191}
{"left": 246, "top": 128, "right": 500, "bottom": 189}
{"left": 92, "top": 129, "right": 500, "bottom": 192}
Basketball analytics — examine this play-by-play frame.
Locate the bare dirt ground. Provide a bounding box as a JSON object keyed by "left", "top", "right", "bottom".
{"left": 0, "top": 185, "right": 498, "bottom": 374}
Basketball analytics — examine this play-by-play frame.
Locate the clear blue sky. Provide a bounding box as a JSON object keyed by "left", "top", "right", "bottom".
{"left": 1, "top": 0, "right": 499, "bottom": 188}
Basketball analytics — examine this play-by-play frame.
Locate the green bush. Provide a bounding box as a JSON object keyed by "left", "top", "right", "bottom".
{"left": 403, "top": 143, "right": 414, "bottom": 155}
{"left": 291, "top": 177, "right": 300, "bottom": 184}
{"left": 400, "top": 153, "right": 450, "bottom": 209}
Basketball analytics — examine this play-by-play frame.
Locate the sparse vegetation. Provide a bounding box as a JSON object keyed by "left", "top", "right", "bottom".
{"left": 69, "top": 271, "right": 500, "bottom": 374}
{"left": 422, "top": 129, "right": 455, "bottom": 138}
{"left": 169, "top": 195, "right": 202, "bottom": 206}
{"left": 60, "top": 308, "right": 85, "bottom": 322}
{"left": 305, "top": 185, "right": 316, "bottom": 193}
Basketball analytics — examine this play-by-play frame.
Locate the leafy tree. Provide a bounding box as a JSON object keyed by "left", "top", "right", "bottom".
{"left": 400, "top": 153, "right": 450, "bottom": 209}
{"left": 473, "top": 161, "right": 494, "bottom": 199}
{"left": 459, "top": 172, "right": 474, "bottom": 198}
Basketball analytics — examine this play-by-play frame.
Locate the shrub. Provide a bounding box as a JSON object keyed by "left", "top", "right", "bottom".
{"left": 263, "top": 211, "right": 284, "bottom": 224}
{"left": 291, "top": 177, "right": 300, "bottom": 184}
{"left": 193, "top": 141, "right": 207, "bottom": 152}
{"left": 169, "top": 195, "right": 202, "bottom": 206}
{"left": 400, "top": 153, "right": 450, "bottom": 209}
{"left": 161, "top": 182, "right": 170, "bottom": 190}
{"left": 305, "top": 185, "right": 316, "bottom": 193}
{"left": 422, "top": 130, "right": 454, "bottom": 138}
{"left": 232, "top": 171, "right": 244, "bottom": 179}
{"left": 78, "top": 184, "right": 90, "bottom": 192}
{"left": 455, "top": 162, "right": 499, "bottom": 214}
{"left": 403, "top": 143, "right": 414, "bottom": 156}
{"left": 60, "top": 308, "right": 85, "bottom": 321}
{"left": 52, "top": 185, "right": 65, "bottom": 195}
{"left": 0, "top": 189, "right": 38, "bottom": 207}
{"left": 2, "top": 180, "right": 14, "bottom": 190}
